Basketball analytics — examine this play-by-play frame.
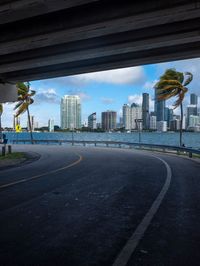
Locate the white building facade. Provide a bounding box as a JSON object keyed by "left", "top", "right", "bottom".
{"left": 123, "top": 103, "right": 142, "bottom": 130}
{"left": 149, "top": 115, "right": 157, "bottom": 130}
{"left": 60, "top": 95, "right": 81, "bottom": 129}
{"left": 157, "top": 121, "right": 167, "bottom": 132}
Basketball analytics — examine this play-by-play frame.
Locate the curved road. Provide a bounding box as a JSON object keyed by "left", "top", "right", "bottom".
{"left": 0, "top": 145, "right": 199, "bottom": 266}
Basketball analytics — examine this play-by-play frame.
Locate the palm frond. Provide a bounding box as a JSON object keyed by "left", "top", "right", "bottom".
{"left": 14, "top": 101, "right": 24, "bottom": 110}
{"left": 173, "top": 90, "right": 186, "bottom": 109}
{"left": 183, "top": 72, "right": 193, "bottom": 86}
{"left": 159, "top": 69, "right": 184, "bottom": 83}
{"left": 15, "top": 102, "right": 29, "bottom": 117}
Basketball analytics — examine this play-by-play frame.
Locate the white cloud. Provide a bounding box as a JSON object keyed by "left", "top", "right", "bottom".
{"left": 75, "top": 66, "right": 145, "bottom": 85}
{"left": 77, "top": 92, "right": 91, "bottom": 101}
{"left": 101, "top": 97, "right": 115, "bottom": 104}
{"left": 128, "top": 95, "right": 142, "bottom": 106}
{"left": 66, "top": 88, "right": 91, "bottom": 101}
{"left": 143, "top": 80, "right": 158, "bottom": 90}
{"left": 34, "top": 88, "right": 60, "bottom": 104}
{"left": 128, "top": 94, "right": 154, "bottom": 111}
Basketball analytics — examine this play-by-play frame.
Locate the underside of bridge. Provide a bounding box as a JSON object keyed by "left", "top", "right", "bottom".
{"left": 0, "top": 0, "right": 200, "bottom": 82}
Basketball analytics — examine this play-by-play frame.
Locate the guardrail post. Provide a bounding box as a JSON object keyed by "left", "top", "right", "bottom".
{"left": 189, "top": 152, "right": 193, "bottom": 158}
{"left": 2, "top": 146, "right": 6, "bottom": 156}
{"left": 95, "top": 143, "right": 96, "bottom": 146}
{"left": 8, "top": 145, "right": 12, "bottom": 154}
{"left": 106, "top": 143, "right": 108, "bottom": 147}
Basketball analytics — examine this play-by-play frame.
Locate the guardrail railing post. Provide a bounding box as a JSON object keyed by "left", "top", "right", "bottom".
{"left": 189, "top": 152, "right": 193, "bottom": 158}
{"left": 2, "top": 146, "right": 5, "bottom": 156}
{"left": 8, "top": 145, "right": 12, "bottom": 154}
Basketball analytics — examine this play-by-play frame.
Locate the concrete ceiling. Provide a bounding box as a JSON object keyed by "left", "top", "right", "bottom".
{"left": 0, "top": 0, "right": 200, "bottom": 82}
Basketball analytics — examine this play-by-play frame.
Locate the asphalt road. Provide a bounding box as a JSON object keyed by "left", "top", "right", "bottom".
{"left": 0, "top": 145, "right": 199, "bottom": 266}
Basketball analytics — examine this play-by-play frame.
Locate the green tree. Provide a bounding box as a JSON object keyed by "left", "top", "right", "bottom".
{"left": 14, "top": 82, "right": 36, "bottom": 143}
{"left": 155, "top": 68, "right": 193, "bottom": 146}
{"left": 0, "top": 103, "right": 3, "bottom": 133}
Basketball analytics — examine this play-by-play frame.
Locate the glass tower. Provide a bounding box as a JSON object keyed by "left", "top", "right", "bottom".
{"left": 60, "top": 95, "right": 81, "bottom": 129}
{"left": 142, "top": 93, "right": 149, "bottom": 129}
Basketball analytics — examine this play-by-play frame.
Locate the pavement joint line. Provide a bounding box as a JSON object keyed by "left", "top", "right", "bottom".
{"left": 112, "top": 154, "right": 172, "bottom": 266}
{"left": 0, "top": 153, "right": 83, "bottom": 190}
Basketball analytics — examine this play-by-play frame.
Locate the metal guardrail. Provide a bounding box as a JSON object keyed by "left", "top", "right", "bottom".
{"left": 11, "top": 139, "right": 200, "bottom": 158}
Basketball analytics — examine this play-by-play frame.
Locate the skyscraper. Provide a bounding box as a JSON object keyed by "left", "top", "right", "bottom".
{"left": 190, "top": 93, "right": 198, "bottom": 105}
{"left": 101, "top": 111, "right": 116, "bottom": 131}
{"left": 154, "top": 88, "right": 165, "bottom": 122}
{"left": 142, "top": 93, "right": 149, "bottom": 129}
{"left": 48, "top": 119, "right": 54, "bottom": 132}
{"left": 123, "top": 104, "right": 131, "bottom": 130}
{"left": 60, "top": 95, "right": 81, "bottom": 129}
{"left": 186, "top": 104, "right": 198, "bottom": 128}
{"left": 122, "top": 103, "right": 142, "bottom": 130}
{"left": 88, "top": 112, "right": 97, "bottom": 130}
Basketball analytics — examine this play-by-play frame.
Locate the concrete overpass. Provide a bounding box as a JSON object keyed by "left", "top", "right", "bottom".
{"left": 0, "top": 0, "right": 200, "bottom": 82}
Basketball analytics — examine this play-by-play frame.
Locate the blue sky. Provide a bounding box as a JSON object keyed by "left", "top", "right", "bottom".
{"left": 2, "top": 57, "right": 200, "bottom": 127}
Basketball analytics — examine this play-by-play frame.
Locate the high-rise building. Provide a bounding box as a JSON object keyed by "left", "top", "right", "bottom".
{"left": 149, "top": 115, "right": 157, "bottom": 130}
{"left": 164, "top": 107, "right": 173, "bottom": 128}
{"left": 60, "top": 95, "right": 81, "bottom": 129}
{"left": 101, "top": 111, "right": 116, "bottom": 131}
{"left": 142, "top": 93, "right": 149, "bottom": 129}
{"left": 190, "top": 93, "right": 198, "bottom": 105}
{"left": 88, "top": 112, "right": 97, "bottom": 130}
{"left": 48, "top": 119, "right": 54, "bottom": 132}
{"left": 131, "top": 103, "right": 142, "bottom": 129}
{"left": 186, "top": 104, "right": 198, "bottom": 128}
{"left": 170, "top": 119, "right": 180, "bottom": 131}
{"left": 123, "top": 104, "right": 131, "bottom": 130}
{"left": 188, "top": 115, "right": 200, "bottom": 128}
{"left": 123, "top": 103, "right": 142, "bottom": 130}
{"left": 154, "top": 88, "right": 165, "bottom": 121}
{"left": 157, "top": 121, "right": 167, "bottom": 132}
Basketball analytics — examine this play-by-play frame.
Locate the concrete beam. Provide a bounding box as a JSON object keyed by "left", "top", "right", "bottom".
{"left": 0, "top": 83, "right": 17, "bottom": 102}
{"left": 0, "top": 0, "right": 200, "bottom": 82}
{"left": 0, "top": 3, "right": 199, "bottom": 55}
{"left": 0, "top": 0, "right": 99, "bottom": 24}
{"left": 0, "top": 30, "right": 200, "bottom": 73}
{"left": 2, "top": 41, "right": 200, "bottom": 82}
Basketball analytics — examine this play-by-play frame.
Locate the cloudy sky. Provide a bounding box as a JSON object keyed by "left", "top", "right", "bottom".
{"left": 2, "top": 57, "right": 200, "bottom": 127}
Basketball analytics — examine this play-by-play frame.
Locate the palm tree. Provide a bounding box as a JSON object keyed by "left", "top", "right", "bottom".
{"left": 14, "top": 82, "right": 36, "bottom": 143}
{"left": 155, "top": 68, "right": 193, "bottom": 146}
{"left": 0, "top": 103, "right": 3, "bottom": 133}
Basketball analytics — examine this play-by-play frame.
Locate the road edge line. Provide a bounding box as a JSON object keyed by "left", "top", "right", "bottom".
{"left": 112, "top": 155, "right": 172, "bottom": 266}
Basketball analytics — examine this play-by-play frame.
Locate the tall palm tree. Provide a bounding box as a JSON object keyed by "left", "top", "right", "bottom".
{"left": 155, "top": 68, "right": 193, "bottom": 146}
{"left": 0, "top": 103, "right": 3, "bottom": 133}
{"left": 14, "top": 82, "right": 36, "bottom": 143}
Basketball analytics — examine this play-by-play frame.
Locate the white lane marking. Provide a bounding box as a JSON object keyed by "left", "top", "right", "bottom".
{"left": 112, "top": 155, "right": 172, "bottom": 266}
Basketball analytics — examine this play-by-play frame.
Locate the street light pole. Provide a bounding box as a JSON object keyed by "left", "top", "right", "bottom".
{"left": 135, "top": 119, "right": 143, "bottom": 144}
{"left": 71, "top": 123, "right": 74, "bottom": 145}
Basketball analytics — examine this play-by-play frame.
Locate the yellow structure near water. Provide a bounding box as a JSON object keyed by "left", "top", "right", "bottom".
{"left": 15, "top": 124, "right": 22, "bottom": 133}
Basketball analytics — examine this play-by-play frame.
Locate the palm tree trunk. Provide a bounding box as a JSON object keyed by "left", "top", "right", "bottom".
{"left": 180, "top": 103, "right": 183, "bottom": 146}
{"left": 27, "top": 107, "right": 34, "bottom": 144}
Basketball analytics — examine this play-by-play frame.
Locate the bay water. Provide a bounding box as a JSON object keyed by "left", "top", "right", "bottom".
{"left": 4, "top": 132, "right": 200, "bottom": 149}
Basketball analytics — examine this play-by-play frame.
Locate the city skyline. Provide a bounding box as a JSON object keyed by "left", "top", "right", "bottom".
{"left": 1, "top": 57, "right": 200, "bottom": 128}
